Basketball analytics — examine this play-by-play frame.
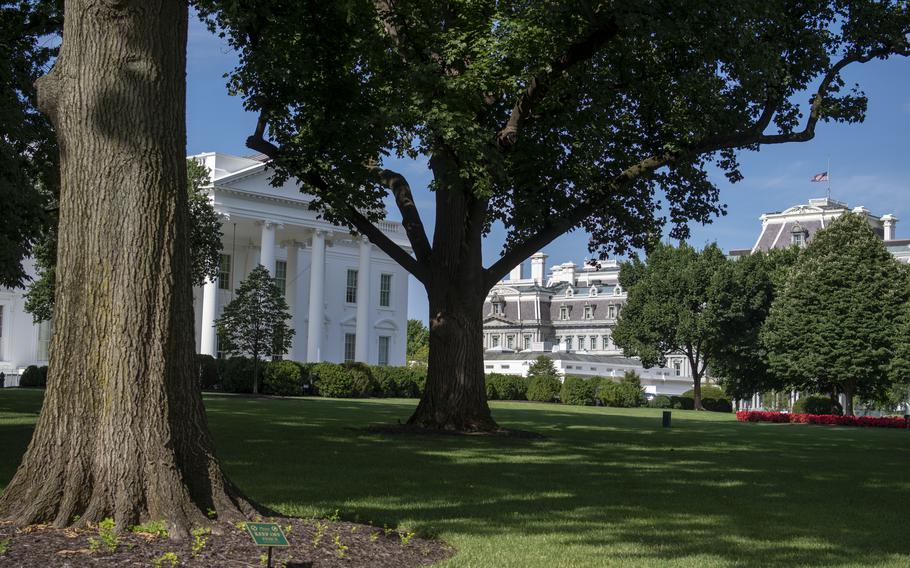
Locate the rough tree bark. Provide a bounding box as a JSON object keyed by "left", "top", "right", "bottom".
{"left": 0, "top": 0, "right": 255, "bottom": 535}
{"left": 406, "top": 159, "right": 496, "bottom": 431}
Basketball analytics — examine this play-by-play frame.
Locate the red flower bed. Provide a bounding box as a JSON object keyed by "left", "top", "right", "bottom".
{"left": 736, "top": 410, "right": 910, "bottom": 429}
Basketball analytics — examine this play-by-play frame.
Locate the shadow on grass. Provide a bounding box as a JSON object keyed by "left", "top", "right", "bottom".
{"left": 2, "top": 390, "right": 909, "bottom": 567}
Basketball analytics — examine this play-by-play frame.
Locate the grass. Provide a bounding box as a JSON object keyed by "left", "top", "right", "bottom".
{"left": 2, "top": 389, "right": 909, "bottom": 567}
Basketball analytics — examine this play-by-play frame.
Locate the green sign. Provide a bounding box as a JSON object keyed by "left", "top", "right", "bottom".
{"left": 246, "top": 523, "right": 290, "bottom": 547}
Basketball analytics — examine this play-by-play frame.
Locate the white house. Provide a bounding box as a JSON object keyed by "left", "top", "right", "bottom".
{"left": 0, "top": 152, "right": 410, "bottom": 379}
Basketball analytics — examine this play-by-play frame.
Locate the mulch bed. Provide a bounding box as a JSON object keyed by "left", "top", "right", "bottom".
{"left": 356, "top": 424, "right": 545, "bottom": 439}
{"left": 0, "top": 517, "right": 453, "bottom": 567}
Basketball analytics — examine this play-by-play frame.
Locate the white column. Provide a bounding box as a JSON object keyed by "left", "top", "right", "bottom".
{"left": 200, "top": 276, "right": 219, "bottom": 356}
{"left": 259, "top": 221, "right": 278, "bottom": 275}
{"left": 285, "top": 241, "right": 301, "bottom": 360}
{"left": 354, "top": 237, "right": 372, "bottom": 362}
{"left": 306, "top": 230, "right": 326, "bottom": 362}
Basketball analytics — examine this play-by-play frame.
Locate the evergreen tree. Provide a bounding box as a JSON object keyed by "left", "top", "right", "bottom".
{"left": 762, "top": 213, "right": 907, "bottom": 415}
{"left": 215, "top": 265, "right": 294, "bottom": 394}
{"left": 613, "top": 242, "right": 727, "bottom": 410}
{"left": 525, "top": 355, "right": 562, "bottom": 402}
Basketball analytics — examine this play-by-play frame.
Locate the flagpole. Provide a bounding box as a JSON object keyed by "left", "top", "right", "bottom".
{"left": 826, "top": 156, "right": 831, "bottom": 200}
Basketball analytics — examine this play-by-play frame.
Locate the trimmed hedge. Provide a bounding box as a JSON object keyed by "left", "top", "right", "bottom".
{"left": 20, "top": 365, "right": 48, "bottom": 388}
{"left": 793, "top": 395, "right": 842, "bottom": 415}
{"left": 372, "top": 366, "right": 425, "bottom": 397}
{"left": 682, "top": 385, "right": 728, "bottom": 401}
{"left": 527, "top": 374, "right": 561, "bottom": 402}
{"left": 310, "top": 362, "right": 356, "bottom": 398}
{"left": 648, "top": 395, "right": 672, "bottom": 408}
{"left": 195, "top": 354, "right": 220, "bottom": 390}
{"left": 220, "top": 357, "right": 255, "bottom": 393}
{"left": 702, "top": 397, "right": 733, "bottom": 413}
{"left": 670, "top": 395, "right": 695, "bottom": 410}
{"left": 737, "top": 411, "right": 910, "bottom": 429}
{"left": 263, "top": 360, "right": 304, "bottom": 396}
{"left": 485, "top": 373, "right": 528, "bottom": 401}
{"left": 598, "top": 380, "right": 645, "bottom": 408}
{"left": 561, "top": 375, "right": 597, "bottom": 406}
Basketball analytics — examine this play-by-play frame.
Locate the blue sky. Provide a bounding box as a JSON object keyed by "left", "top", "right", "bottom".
{"left": 185, "top": 17, "right": 910, "bottom": 323}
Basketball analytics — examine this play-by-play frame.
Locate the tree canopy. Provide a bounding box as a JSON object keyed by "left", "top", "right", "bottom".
{"left": 612, "top": 241, "right": 727, "bottom": 409}
{"left": 0, "top": 0, "right": 60, "bottom": 288}
{"left": 762, "top": 213, "right": 908, "bottom": 415}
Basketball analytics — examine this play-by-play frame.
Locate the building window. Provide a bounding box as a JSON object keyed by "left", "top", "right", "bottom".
{"left": 274, "top": 260, "right": 287, "bottom": 294}
{"left": 36, "top": 319, "right": 53, "bottom": 361}
{"left": 565, "top": 287, "right": 574, "bottom": 297}
{"left": 565, "top": 336, "right": 573, "bottom": 350}
{"left": 218, "top": 254, "right": 232, "bottom": 290}
{"left": 492, "top": 302, "right": 504, "bottom": 315}
{"left": 345, "top": 269, "right": 358, "bottom": 303}
{"left": 578, "top": 336, "right": 586, "bottom": 350}
{"left": 378, "top": 336, "right": 390, "bottom": 366}
{"left": 523, "top": 335, "right": 532, "bottom": 350}
{"left": 590, "top": 335, "right": 597, "bottom": 350}
{"left": 344, "top": 333, "right": 356, "bottom": 363}
{"left": 603, "top": 334, "right": 612, "bottom": 350}
{"left": 485, "top": 365, "right": 494, "bottom": 369}
{"left": 583, "top": 305, "right": 594, "bottom": 319}
{"left": 792, "top": 232, "right": 805, "bottom": 247}
{"left": 379, "top": 273, "right": 392, "bottom": 307}
{"left": 614, "top": 286, "right": 622, "bottom": 295}
{"left": 608, "top": 305, "right": 616, "bottom": 319}
{"left": 590, "top": 286, "right": 598, "bottom": 296}
{"left": 559, "top": 306, "right": 570, "bottom": 320}
{"left": 506, "top": 335, "right": 515, "bottom": 350}
{"left": 673, "top": 360, "right": 682, "bottom": 376}
{"left": 491, "top": 335, "right": 500, "bottom": 348}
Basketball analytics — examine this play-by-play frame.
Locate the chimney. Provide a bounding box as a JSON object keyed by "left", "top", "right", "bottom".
{"left": 531, "top": 252, "right": 548, "bottom": 285}
{"left": 563, "top": 262, "right": 577, "bottom": 285}
{"left": 510, "top": 261, "right": 524, "bottom": 281}
{"left": 882, "top": 214, "right": 897, "bottom": 241}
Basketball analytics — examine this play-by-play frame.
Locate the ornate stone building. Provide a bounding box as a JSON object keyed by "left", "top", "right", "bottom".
{"left": 481, "top": 253, "right": 693, "bottom": 396}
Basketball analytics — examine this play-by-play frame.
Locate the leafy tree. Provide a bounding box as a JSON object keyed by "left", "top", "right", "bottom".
{"left": 23, "top": 158, "right": 223, "bottom": 322}
{"left": 891, "top": 268, "right": 910, "bottom": 414}
{"left": 762, "top": 213, "right": 908, "bottom": 416}
{"left": 196, "top": 0, "right": 910, "bottom": 430}
{"left": 0, "top": 0, "right": 255, "bottom": 534}
{"left": 215, "top": 265, "right": 294, "bottom": 394}
{"left": 613, "top": 242, "right": 727, "bottom": 409}
{"left": 0, "top": 0, "right": 59, "bottom": 288}
{"left": 406, "top": 318, "right": 430, "bottom": 365}
{"left": 526, "top": 356, "right": 561, "bottom": 402}
{"left": 707, "top": 248, "right": 798, "bottom": 401}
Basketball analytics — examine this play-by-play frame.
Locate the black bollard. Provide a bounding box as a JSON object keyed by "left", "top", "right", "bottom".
{"left": 662, "top": 410, "right": 671, "bottom": 428}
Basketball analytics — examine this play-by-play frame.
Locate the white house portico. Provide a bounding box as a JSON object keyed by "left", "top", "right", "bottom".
{"left": 0, "top": 152, "right": 409, "bottom": 378}
{"left": 191, "top": 152, "right": 410, "bottom": 366}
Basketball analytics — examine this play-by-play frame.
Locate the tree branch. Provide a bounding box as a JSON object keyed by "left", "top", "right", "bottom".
{"left": 367, "top": 163, "right": 433, "bottom": 263}
{"left": 245, "top": 113, "right": 427, "bottom": 282}
{"left": 484, "top": 44, "right": 909, "bottom": 288}
{"left": 496, "top": 19, "right": 619, "bottom": 152}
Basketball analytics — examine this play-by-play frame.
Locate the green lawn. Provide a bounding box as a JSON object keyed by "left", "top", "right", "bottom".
{"left": 2, "top": 390, "right": 909, "bottom": 567}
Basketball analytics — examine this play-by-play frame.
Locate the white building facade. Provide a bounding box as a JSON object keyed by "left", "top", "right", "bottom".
{"left": 0, "top": 152, "right": 410, "bottom": 379}
{"left": 481, "top": 253, "right": 695, "bottom": 396}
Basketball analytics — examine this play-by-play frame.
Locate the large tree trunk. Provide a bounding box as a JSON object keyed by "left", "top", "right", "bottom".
{"left": 691, "top": 374, "right": 704, "bottom": 411}
{"left": 843, "top": 384, "right": 855, "bottom": 417}
{"left": 407, "top": 293, "right": 496, "bottom": 431}
{"left": 406, "top": 161, "right": 497, "bottom": 431}
{"left": 0, "top": 0, "right": 255, "bottom": 535}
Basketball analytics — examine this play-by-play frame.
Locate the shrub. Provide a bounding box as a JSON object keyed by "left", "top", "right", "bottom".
{"left": 702, "top": 397, "right": 733, "bottom": 413}
{"left": 263, "top": 360, "right": 303, "bottom": 396}
{"left": 220, "top": 357, "right": 254, "bottom": 393}
{"left": 737, "top": 411, "right": 910, "bottom": 429}
{"left": 527, "top": 374, "right": 561, "bottom": 402}
{"left": 195, "top": 354, "right": 220, "bottom": 391}
{"left": 682, "top": 384, "right": 728, "bottom": 401}
{"left": 485, "top": 373, "right": 528, "bottom": 401}
{"left": 648, "top": 395, "right": 672, "bottom": 408}
{"left": 670, "top": 395, "right": 694, "bottom": 410}
{"left": 560, "top": 375, "right": 597, "bottom": 405}
{"left": 343, "top": 362, "right": 377, "bottom": 397}
{"left": 20, "top": 365, "right": 48, "bottom": 388}
{"left": 311, "top": 362, "right": 355, "bottom": 397}
{"left": 599, "top": 379, "right": 645, "bottom": 408}
{"left": 793, "top": 395, "right": 842, "bottom": 415}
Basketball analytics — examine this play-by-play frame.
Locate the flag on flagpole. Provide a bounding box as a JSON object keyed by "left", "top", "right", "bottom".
{"left": 810, "top": 171, "right": 829, "bottom": 182}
